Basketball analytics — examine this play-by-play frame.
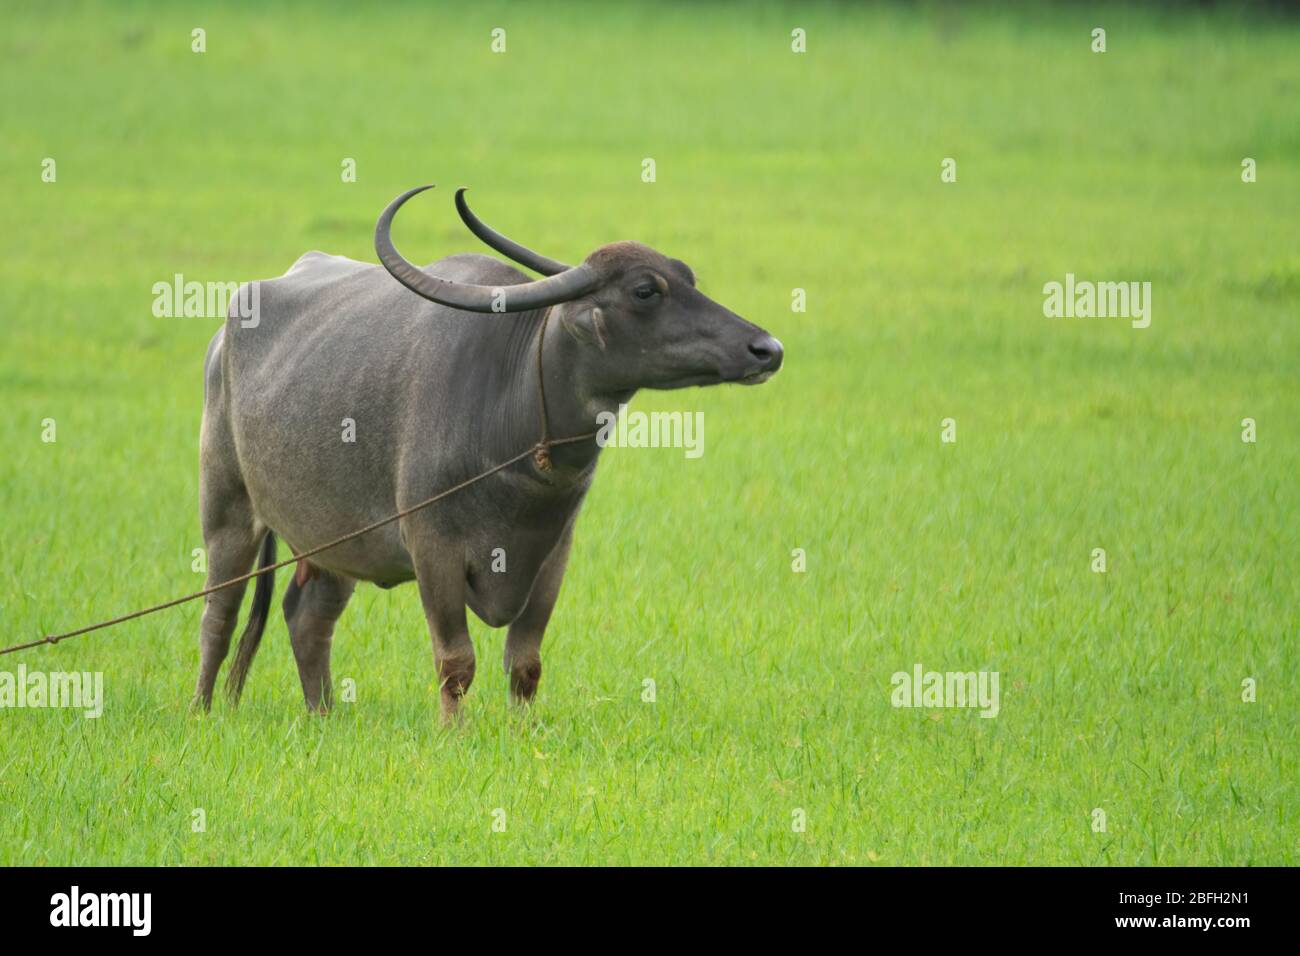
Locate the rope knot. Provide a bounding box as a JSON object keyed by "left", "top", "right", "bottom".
{"left": 533, "top": 443, "right": 552, "bottom": 471}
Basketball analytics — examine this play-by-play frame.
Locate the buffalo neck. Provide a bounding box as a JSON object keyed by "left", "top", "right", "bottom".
{"left": 484, "top": 310, "right": 631, "bottom": 481}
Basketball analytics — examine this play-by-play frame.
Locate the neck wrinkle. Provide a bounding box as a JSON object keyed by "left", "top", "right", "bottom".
{"left": 530, "top": 313, "right": 630, "bottom": 478}
{"left": 484, "top": 311, "right": 546, "bottom": 463}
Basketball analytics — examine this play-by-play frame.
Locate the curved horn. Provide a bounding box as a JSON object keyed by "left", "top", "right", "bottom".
{"left": 455, "top": 187, "right": 573, "bottom": 276}
{"left": 375, "top": 185, "right": 597, "bottom": 314}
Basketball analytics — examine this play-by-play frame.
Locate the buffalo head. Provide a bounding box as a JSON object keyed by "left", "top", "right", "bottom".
{"left": 375, "top": 185, "right": 783, "bottom": 392}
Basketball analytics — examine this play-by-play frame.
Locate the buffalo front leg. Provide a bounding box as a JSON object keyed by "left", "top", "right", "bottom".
{"left": 504, "top": 524, "right": 574, "bottom": 705}
{"left": 282, "top": 569, "right": 356, "bottom": 714}
{"left": 408, "top": 526, "right": 474, "bottom": 721}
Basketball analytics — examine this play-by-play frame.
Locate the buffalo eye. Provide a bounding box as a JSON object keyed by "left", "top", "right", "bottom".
{"left": 633, "top": 282, "right": 659, "bottom": 302}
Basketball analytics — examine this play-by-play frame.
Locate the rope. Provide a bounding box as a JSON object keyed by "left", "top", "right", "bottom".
{"left": 1, "top": 308, "right": 596, "bottom": 657}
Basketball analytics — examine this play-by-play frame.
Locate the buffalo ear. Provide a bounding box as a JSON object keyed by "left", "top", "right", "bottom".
{"left": 559, "top": 305, "right": 608, "bottom": 351}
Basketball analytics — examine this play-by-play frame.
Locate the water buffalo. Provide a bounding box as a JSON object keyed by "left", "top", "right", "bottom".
{"left": 192, "top": 186, "right": 783, "bottom": 719}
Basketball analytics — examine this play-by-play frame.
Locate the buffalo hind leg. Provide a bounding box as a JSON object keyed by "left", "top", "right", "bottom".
{"left": 504, "top": 524, "right": 574, "bottom": 705}
{"left": 193, "top": 327, "right": 265, "bottom": 713}
{"left": 191, "top": 521, "right": 261, "bottom": 713}
{"left": 283, "top": 570, "right": 355, "bottom": 714}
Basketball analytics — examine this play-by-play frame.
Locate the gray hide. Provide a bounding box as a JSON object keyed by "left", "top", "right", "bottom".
{"left": 192, "top": 190, "right": 783, "bottom": 718}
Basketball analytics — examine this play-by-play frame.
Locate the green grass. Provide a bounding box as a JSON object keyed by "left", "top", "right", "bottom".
{"left": 1, "top": 0, "right": 1297, "bottom": 865}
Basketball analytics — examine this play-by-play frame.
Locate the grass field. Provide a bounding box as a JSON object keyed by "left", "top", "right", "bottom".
{"left": 1, "top": 1, "right": 1297, "bottom": 865}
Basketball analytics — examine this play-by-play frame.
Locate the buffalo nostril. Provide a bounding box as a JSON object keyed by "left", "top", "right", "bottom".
{"left": 748, "top": 335, "right": 784, "bottom": 369}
